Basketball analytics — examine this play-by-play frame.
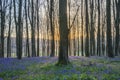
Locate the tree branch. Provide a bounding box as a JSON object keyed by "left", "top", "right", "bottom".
{"left": 68, "top": 5, "right": 80, "bottom": 33}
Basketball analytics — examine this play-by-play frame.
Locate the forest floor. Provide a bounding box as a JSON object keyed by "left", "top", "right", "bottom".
{"left": 0, "top": 56, "right": 120, "bottom": 80}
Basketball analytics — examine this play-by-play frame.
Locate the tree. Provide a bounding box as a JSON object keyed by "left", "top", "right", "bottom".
{"left": 49, "top": 0, "right": 55, "bottom": 57}
{"left": 106, "top": 0, "right": 114, "bottom": 57}
{"left": 57, "top": 0, "right": 70, "bottom": 65}
{"left": 0, "top": 0, "right": 6, "bottom": 58}
{"left": 85, "top": 0, "right": 90, "bottom": 57}
{"left": 97, "top": 0, "right": 101, "bottom": 56}
{"left": 13, "top": 0, "right": 23, "bottom": 59}
{"left": 81, "top": 0, "right": 84, "bottom": 56}
{"left": 7, "top": 0, "right": 12, "bottom": 57}
{"left": 115, "top": 0, "right": 120, "bottom": 56}
{"left": 17, "top": 0, "right": 23, "bottom": 59}
{"left": 0, "top": 0, "right": 2, "bottom": 57}
{"left": 25, "top": 0, "right": 30, "bottom": 57}
{"left": 101, "top": 2, "right": 106, "bottom": 56}
{"left": 90, "top": 0, "right": 95, "bottom": 56}
{"left": 31, "top": 0, "right": 36, "bottom": 57}
{"left": 36, "top": 0, "right": 40, "bottom": 57}
{"left": 0, "top": 0, "right": 1, "bottom": 57}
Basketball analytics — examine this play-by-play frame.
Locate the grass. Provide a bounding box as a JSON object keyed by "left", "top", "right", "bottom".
{"left": 0, "top": 56, "right": 120, "bottom": 80}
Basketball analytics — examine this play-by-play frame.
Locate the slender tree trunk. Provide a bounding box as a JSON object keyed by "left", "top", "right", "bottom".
{"left": 101, "top": 9, "right": 106, "bottom": 56}
{"left": 17, "top": 0, "right": 23, "bottom": 59}
{"left": 73, "top": 28, "right": 76, "bottom": 56}
{"left": 36, "top": 0, "right": 40, "bottom": 57}
{"left": 13, "top": 0, "right": 23, "bottom": 59}
{"left": 77, "top": 15, "right": 80, "bottom": 56}
{"left": 68, "top": 0, "right": 71, "bottom": 56}
{"left": 42, "top": 38, "right": 45, "bottom": 56}
{"left": 106, "top": 0, "right": 114, "bottom": 57}
{"left": 31, "top": 0, "right": 36, "bottom": 57}
{"left": 90, "top": 0, "right": 95, "bottom": 56}
{"left": 7, "top": 0, "right": 12, "bottom": 57}
{"left": 97, "top": 0, "right": 101, "bottom": 56}
{"left": 81, "top": 0, "right": 84, "bottom": 56}
{"left": 25, "top": 0, "right": 30, "bottom": 57}
{"left": 0, "top": 11, "right": 5, "bottom": 58}
{"left": 13, "top": 0, "right": 18, "bottom": 58}
{"left": 0, "top": 0, "right": 6, "bottom": 58}
{"left": 115, "top": 0, "right": 120, "bottom": 56}
{"left": 0, "top": 0, "right": 1, "bottom": 57}
{"left": 85, "top": 0, "right": 90, "bottom": 57}
{"left": 50, "top": 0, "right": 55, "bottom": 57}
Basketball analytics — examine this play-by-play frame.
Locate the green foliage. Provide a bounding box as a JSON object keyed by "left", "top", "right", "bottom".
{"left": 0, "top": 70, "right": 26, "bottom": 80}
{"left": 0, "top": 57, "right": 120, "bottom": 80}
{"left": 102, "top": 74, "right": 120, "bottom": 80}
{"left": 18, "top": 74, "right": 97, "bottom": 80}
{"left": 80, "top": 73, "right": 97, "bottom": 80}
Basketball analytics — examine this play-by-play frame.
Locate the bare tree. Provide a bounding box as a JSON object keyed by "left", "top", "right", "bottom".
{"left": 106, "top": 0, "right": 114, "bottom": 57}
{"left": 31, "top": 0, "right": 36, "bottom": 57}
{"left": 7, "top": 0, "right": 12, "bottom": 57}
{"left": 36, "top": 0, "right": 40, "bottom": 56}
{"left": 81, "top": 0, "right": 84, "bottom": 56}
{"left": 90, "top": 0, "right": 95, "bottom": 56}
{"left": 115, "top": 0, "right": 120, "bottom": 56}
{"left": 18, "top": 0, "right": 23, "bottom": 59}
{"left": 97, "top": 0, "right": 101, "bottom": 56}
{"left": 57, "top": 0, "right": 70, "bottom": 65}
{"left": 13, "top": 0, "right": 23, "bottom": 59}
{"left": 85, "top": 0, "right": 90, "bottom": 57}
{"left": 49, "top": 0, "right": 55, "bottom": 57}
{"left": 0, "top": 0, "right": 6, "bottom": 57}
{"left": 25, "top": 0, "right": 30, "bottom": 57}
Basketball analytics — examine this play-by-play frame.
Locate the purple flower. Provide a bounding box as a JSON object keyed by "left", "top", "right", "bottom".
{"left": 103, "top": 69, "right": 110, "bottom": 74}
{"left": 86, "top": 71, "right": 91, "bottom": 74}
{"left": 12, "top": 76, "right": 19, "bottom": 80}
{"left": 0, "top": 78, "right": 3, "bottom": 80}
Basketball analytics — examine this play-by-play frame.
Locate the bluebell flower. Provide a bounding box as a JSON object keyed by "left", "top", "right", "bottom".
{"left": 12, "top": 76, "right": 18, "bottom": 80}
{"left": 0, "top": 78, "right": 3, "bottom": 80}
{"left": 103, "top": 69, "right": 110, "bottom": 74}
{"left": 86, "top": 71, "right": 91, "bottom": 74}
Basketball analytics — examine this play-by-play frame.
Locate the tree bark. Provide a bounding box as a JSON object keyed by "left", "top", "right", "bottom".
{"left": 106, "top": 0, "right": 114, "bottom": 57}
{"left": 57, "top": 0, "right": 70, "bottom": 65}
{"left": 17, "top": 0, "right": 23, "bottom": 59}
{"left": 31, "top": 0, "right": 36, "bottom": 57}
{"left": 25, "top": 0, "right": 30, "bottom": 57}
{"left": 115, "top": 0, "right": 120, "bottom": 56}
{"left": 49, "top": 0, "right": 55, "bottom": 57}
{"left": 7, "top": 0, "right": 12, "bottom": 57}
{"left": 36, "top": 0, "right": 40, "bottom": 57}
{"left": 97, "top": 0, "right": 101, "bottom": 56}
{"left": 85, "top": 0, "right": 90, "bottom": 57}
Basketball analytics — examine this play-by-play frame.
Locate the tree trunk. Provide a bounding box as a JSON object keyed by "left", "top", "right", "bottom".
{"left": 49, "top": 0, "right": 55, "bottom": 57}
{"left": 106, "top": 0, "right": 114, "bottom": 57}
{"left": 85, "top": 0, "right": 90, "bottom": 57}
{"left": 36, "top": 0, "right": 40, "bottom": 57}
{"left": 0, "top": 0, "right": 1, "bottom": 57}
{"left": 81, "top": 0, "right": 84, "bottom": 56}
{"left": 90, "top": 0, "right": 95, "bottom": 56}
{"left": 17, "top": 0, "right": 23, "bottom": 59}
{"left": 31, "top": 0, "right": 36, "bottom": 57}
{"left": 0, "top": 0, "right": 6, "bottom": 58}
{"left": 115, "top": 0, "right": 120, "bottom": 56}
{"left": 0, "top": 10, "right": 5, "bottom": 58}
{"left": 97, "top": 0, "right": 101, "bottom": 56}
{"left": 57, "top": 0, "right": 70, "bottom": 65}
{"left": 7, "top": 0, "right": 12, "bottom": 57}
{"left": 25, "top": 0, "right": 30, "bottom": 57}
